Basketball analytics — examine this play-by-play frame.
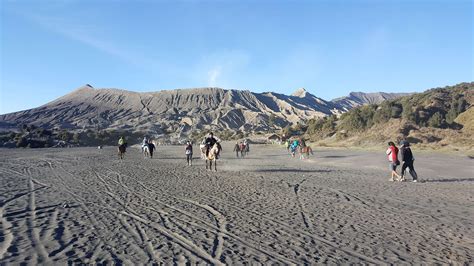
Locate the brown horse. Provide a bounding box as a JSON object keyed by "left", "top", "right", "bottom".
{"left": 118, "top": 144, "right": 127, "bottom": 160}
{"left": 299, "top": 146, "right": 313, "bottom": 160}
{"left": 205, "top": 143, "right": 222, "bottom": 171}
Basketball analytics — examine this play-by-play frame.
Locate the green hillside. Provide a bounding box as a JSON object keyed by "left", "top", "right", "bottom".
{"left": 304, "top": 82, "right": 474, "bottom": 152}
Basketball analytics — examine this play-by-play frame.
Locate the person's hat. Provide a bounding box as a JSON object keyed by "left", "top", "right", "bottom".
{"left": 400, "top": 140, "right": 410, "bottom": 146}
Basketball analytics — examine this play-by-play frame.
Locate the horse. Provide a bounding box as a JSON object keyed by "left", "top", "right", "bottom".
{"left": 300, "top": 146, "right": 313, "bottom": 160}
{"left": 205, "top": 143, "right": 222, "bottom": 171}
{"left": 143, "top": 145, "right": 150, "bottom": 158}
{"left": 118, "top": 144, "right": 127, "bottom": 160}
{"left": 200, "top": 144, "right": 207, "bottom": 159}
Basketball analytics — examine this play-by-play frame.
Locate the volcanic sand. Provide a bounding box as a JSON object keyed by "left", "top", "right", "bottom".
{"left": 1, "top": 143, "right": 473, "bottom": 264}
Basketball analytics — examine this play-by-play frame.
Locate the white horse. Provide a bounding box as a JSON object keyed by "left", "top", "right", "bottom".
{"left": 204, "top": 143, "right": 222, "bottom": 171}
{"left": 143, "top": 145, "right": 150, "bottom": 158}
{"left": 200, "top": 144, "right": 207, "bottom": 159}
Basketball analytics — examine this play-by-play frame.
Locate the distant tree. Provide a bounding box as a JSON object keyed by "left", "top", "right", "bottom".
{"left": 428, "top": 112, "right": 443, "bottom": 128}
{"left": 391, "top": 103, "right": 403, "bottom": 118}
{"left": 373, "top": 103, "right": 392, "bottom": 124}
{"left": 339, "top": 108, "right": 365, "bottom": 131}
{"left": 445, "top": 107, "right": 458, "bottom": 124}
{"left": 457, "top": 98, "right": 467, "bottom": 114}
{"left": 402, "top": 101, "right": 415, "bottom": 122}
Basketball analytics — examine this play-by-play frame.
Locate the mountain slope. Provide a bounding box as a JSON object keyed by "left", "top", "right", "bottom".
{"left": 332, "top": 91, "right": 412, "bottom": 111}
{"left": 0, "top": 85, "right": 341, "bottom": 134}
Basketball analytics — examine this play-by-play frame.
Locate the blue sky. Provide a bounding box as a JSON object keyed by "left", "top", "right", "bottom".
{"left": 1, "top": 0, "right": 472, "bottom": 114}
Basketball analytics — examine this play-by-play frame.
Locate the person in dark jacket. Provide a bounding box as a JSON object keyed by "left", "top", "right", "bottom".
{"left": 185, "top": 141, "right": 193, "bottom": 166}
{"left": 204, "top": 132, "right": 219, "bottom": 157}
{"left": 399, "top": 140, "right": 418, "bottom": 182}
{"left": 148, "top": 141, "right": 156, "bottom": 159}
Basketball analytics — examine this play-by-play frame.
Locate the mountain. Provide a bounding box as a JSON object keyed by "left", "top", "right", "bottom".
{"left": 0, "top": 85, "right": 342, "bottom": 135}
{"left": 332, "top": 92, "right": 412, "bottom": 111}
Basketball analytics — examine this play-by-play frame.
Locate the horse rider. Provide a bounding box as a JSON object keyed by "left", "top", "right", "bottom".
{"left": 243, "top": 139, "right": 249, "bottom": 152}
{"left": 142, "top": 136, "right": 148, "bottom": 152}
{"left": 285, "top": 139, "right": 291, "bottom": 152}
{"left": 118, "top": 136, "right": 125, "bottom": 147}
{"left": 205, "top": 132, "right": 219, "bottom": 157}
{"left": 290, "top": 139, "right": 299, "bottom": 156}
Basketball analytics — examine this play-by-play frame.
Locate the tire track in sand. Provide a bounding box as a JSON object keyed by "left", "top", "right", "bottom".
{"left": 0, "top": 206, "right": 14, "bottom": 260}
{"left": 0, "top": 166, "right": 49, "bottom": 260}
{"left": 27, "top": 177, "right": 52, "bottom": 264}
{"left": 87, "top": 202, "right": 224, "bottom": 265}
{"left": 104, "top": 167, "right": 297, "bottom": 264}
{"left": 109, "top": 166, "right": 378, "bottom": 264}
{"left": 97, "top": 170, "right": 214, "bottom": 263}
{"left": 93, "top": 171, "right": 160, "bottom": 263}
{"left": 182, "top": 199, "right": 227, "bottom": 261}
{"left": 43, "top": 159, "right": 124, "bottom": 263}
{"left": 200, "top": 192, "right": 382, "bottom": 264}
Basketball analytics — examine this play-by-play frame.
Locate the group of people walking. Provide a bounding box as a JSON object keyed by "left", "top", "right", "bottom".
{"left": 233, "top": 140, "right": 249, "bottom": 158}
{"left": 386, "top": 141, "right": 418, "bottom": 182}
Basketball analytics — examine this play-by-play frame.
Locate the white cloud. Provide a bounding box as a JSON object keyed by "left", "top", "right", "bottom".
{"left": 194, "top": 49, "right": 251, "bottom": 88}
{"left": 207, "top": 66, "right": 221, "bottom": 87}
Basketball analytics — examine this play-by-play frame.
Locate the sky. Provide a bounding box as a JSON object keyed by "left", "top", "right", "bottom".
{"left": 0, "top": 0, "right": 473, "bottom": 114}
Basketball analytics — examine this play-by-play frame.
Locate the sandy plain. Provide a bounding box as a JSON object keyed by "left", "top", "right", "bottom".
{"left": 0, "top": 143, "right": 473, "bottom": 264}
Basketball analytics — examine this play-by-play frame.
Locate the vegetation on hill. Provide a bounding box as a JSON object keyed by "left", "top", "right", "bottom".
{"left": 304, "top": 82, "right": 474, "bottom": 151}
{"left": 0, "top": 125, "right": 143, "bottom": 148}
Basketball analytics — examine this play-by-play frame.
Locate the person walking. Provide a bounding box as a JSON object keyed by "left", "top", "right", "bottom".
{"left": 185, "top": 141, "right": 193, "bottom": 166}
{"left": 148, "top": 141, "right": 156, "bottom": 159}
{"left": 400, "top": 141, "right": 418, "bottom": 182}
{"left": 285, "top": 139, "right": 290, "bottom": 153}
{"left": 386, "top": 141, "right": 402, "bottom": 181}
{"left": 233, "top": 142, "right": 240, "bottom": 158}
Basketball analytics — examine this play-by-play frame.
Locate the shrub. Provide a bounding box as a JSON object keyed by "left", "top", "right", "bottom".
{"left": 428, "top": 112, "right": 443, "bottom": 128}
{"left": 391, "top": 103, "right": 403, "bottom": 118}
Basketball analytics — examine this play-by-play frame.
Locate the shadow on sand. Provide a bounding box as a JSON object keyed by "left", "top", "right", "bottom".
{"left": 320, "top": 155, "right": 355, "bottom": 158}
{"left": 253, "top": 169, "right": 332, "bottom": 173}
{"left": 423, "top": 177, "right": 474, "bottom": 183}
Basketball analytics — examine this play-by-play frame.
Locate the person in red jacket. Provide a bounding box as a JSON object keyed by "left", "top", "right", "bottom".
{"left": 386, "top": 141, "right": 402, "bottom": 181}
